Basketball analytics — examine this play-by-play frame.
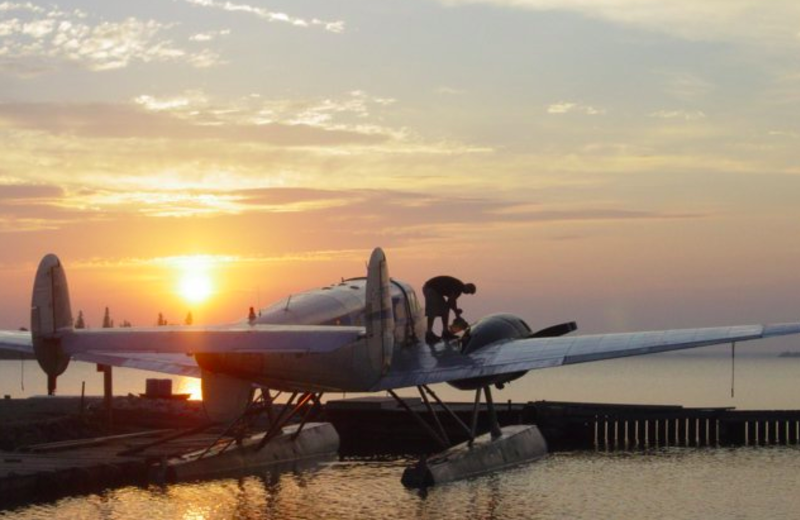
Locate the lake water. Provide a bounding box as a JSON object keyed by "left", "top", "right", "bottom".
{"left": 2, "top": 350, "right": 798, "bottom": 410}
{"left": 2, "top": 448, "right": 798, "bottom": 519}
{"left": 1, "top": 353, "right": 799, "bottom": 518}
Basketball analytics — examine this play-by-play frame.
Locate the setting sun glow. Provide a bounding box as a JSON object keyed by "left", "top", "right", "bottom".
{"left": 179, "top": 272, "right": 212, "bottom": 304}
{"left": 174, "top": 256, "right": 215, "bottom": 305}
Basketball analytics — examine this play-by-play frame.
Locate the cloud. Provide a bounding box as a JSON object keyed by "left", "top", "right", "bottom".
{"left": 487, "top": 206, "right": 702, "bottom": 223}
{"left": 649, "top": 110, "right": 707, "bottom": 121}
{"left": 0, "top": 182, "right": 76, "bottom": 232}
{"left": 182, "top": 0, "right": 345, "bottom": 34}
{"left": 547, "top": 102, "right": 605, "bottom": 115}
{"left": 0, "top": 2, "right": 44, "bottom": 14}
{"left": 768, "top": 130, "right": 800, "bottom": 139}
{"left": 658, "top": 71, "right": 715, "bottom": 100}
{"left": 0, "top": 217, "right": 66, "bottom": 232}
{"left": 0, "top": 183, "right": 63, "bottom": 200}
{"left": 52, "top": 187, "right": 358, "bottom": 218}
{"left": 0, "top": 176, "right": 699, "bottom": 236}
{"left": 233, "top": 187, "right": 360, "bottom": 213}
{"left": 436, "top": 86, "right": 466, "bottom": 95}
{"left": 0, "top": 6, "right": 219, "bottom": 75}
{"left": 0, "top": 100, "right": 389, "bottom": 146}
{"left": 132, "top": 90, "right": 399, "bottom": 135}
{"left": 189, "top": 29, "right": 230, "bottom": 42}
{"left": 70, "top": 249, "right": 371, "bottom": 270}
{"left": 438, "top": 0, "right": 800, "bottom": 47}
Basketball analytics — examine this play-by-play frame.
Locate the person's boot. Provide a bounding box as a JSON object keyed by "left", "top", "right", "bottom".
{"left": 425, "top": 331, "right": 441, "bottom": 344}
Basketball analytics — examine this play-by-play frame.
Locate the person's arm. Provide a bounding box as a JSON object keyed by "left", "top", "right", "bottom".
{"left": 448, "top": 294, "right": 460, "bottom": 314}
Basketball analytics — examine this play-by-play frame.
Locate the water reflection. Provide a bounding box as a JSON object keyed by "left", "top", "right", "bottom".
{"left": 3, "top": 448, "right": 800, "bottom": 520}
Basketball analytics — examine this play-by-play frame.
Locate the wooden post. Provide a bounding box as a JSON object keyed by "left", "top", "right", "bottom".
{"left": 97, "top": 364, "right": 113, "bottom": 430}
{"left": 80, "top": 381, "right": 85, "bottom": 417}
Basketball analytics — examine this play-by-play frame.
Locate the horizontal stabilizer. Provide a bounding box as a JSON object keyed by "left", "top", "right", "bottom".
{"left": 59, "top": 324, "right": 365, "bottom": 356}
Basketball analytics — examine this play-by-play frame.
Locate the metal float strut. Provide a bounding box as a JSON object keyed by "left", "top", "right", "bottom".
{"left": 388, "top": 389, "right": 449, "bottom": 450}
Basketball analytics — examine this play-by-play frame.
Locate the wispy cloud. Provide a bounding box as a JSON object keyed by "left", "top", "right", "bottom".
{"left": 436, "top": 86, "right": 466, "bottom": 95}
{"left": 0, "top": 183, "right": 63, "bottom": 199}
{"left": 438, "top": 0, "right": 800, "bottom": 47}
{"left": 182, "top": 0, "right": 345, "bottom": 34}
{"left": 0, "top": 96, "right": 390, "bottom": 146}
{"left": 658, "top": 71, "right": 715, "bottom": 100}
{"left": 0, "top": 182, "right": 71, "bottom": 232}
{"left": 0, "top": 174, "right": 700, "bottom": 235}
{"left": 0, "top": 2, "right": 45, "bottom": 14}
{"left": 129, "top": 90, "right": 412, "bottom": 144}
{"left": 189, "top": 29, "right": 230, "bottom": 42}
{"left": 70, "top": 249, "right": 371, "bottom": 270}
{"left": 0, "top": 5, "right": 219, "bottom": 75}
{"left": 547, "top": 102, "right": 605, "bottom": 115}
{"left": 649, "top": 110, "right": 707, "bottom": 121}
{"left": 768, "top": 130, "right": 800, "bottom": 139}
{"left": 57, "top": 187, "right": 357, "bottom": 218}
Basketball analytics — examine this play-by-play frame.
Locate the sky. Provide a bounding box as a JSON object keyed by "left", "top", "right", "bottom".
{"left": 1, "top": 0, "right": 800, "bottom": 347}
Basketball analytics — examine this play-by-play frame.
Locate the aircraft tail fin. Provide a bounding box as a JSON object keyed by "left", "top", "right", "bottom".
{"left": 365, "top": 247, "right": 394, "bottom": 376}
{"left": 30, "top": 254, "right": 73, "bottom": 395}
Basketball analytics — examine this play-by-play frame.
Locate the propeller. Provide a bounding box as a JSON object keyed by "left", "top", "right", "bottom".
{"left": 528, "top": 321, "right": 578, "bottom": 338}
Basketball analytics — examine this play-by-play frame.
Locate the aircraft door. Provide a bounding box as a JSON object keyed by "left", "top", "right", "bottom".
{"left": 390, "top": 281, "right": 423, "bottom": 346}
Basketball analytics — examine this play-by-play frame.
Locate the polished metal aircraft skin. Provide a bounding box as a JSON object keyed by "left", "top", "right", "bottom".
{"left": 2, "top": 248, "right": 800, "bottom": 398}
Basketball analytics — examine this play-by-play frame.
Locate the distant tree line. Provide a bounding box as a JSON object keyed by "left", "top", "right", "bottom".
{"left": 72, "top": 308, "right": 195, "bottom": 329}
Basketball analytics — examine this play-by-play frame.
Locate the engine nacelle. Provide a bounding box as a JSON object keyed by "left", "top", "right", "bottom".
{"left": 199, "top": 368, "right": 254, "bottom": 423}
{"left": 448, "top": 313, "right": 532, "bottom": 391}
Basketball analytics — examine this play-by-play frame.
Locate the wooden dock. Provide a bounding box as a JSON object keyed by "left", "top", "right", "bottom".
{"left": 0, "top": 419, "right": 338, "bottom": 509}
{"left": 0, "top": 428, "right": 226, "bottom": 507}
{"left": 323, "top": 398, "right": 800, "bottom": 454}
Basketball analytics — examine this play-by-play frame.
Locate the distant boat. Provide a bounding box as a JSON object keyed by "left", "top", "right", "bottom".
{"left": 778, "top": 351, "right": 800, "bottom": 358}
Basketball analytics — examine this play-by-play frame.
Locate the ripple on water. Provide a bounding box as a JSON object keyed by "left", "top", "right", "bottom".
{"left": 2, "top": 448, "right": 799, "bottom": 520}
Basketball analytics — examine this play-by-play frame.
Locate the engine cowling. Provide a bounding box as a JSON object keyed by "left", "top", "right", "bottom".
{"left": 199, "top": 367, "right": 254, "bottom": 423}
{"left": 448, "top": 313, "right": 532, "bottom": 391}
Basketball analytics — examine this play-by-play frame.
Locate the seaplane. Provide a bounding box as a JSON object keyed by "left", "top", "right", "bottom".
{"left": 1, "top": 248, "right": 799, "bottom": 487}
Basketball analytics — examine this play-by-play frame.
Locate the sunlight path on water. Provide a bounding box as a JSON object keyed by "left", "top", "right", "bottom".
{"left": 3, "top": 448, "right": 800, "bottom": 519}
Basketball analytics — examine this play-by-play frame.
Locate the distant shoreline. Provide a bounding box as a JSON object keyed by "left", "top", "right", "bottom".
{"left": 0, "top": 349, "right": 34, "bottom": 360}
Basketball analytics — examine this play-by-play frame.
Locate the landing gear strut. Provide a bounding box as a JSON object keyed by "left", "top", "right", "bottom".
{"left": 388, "top": 383, "right": 503, "bottom": 452}
{"left": 119, "top": 387, "right": 337, "bottom": 484}
{"left": 392, "top": 384, "right": 548, "bottom": 488}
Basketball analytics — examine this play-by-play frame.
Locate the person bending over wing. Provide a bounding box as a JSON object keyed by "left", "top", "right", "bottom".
{"left": 423, "top": 276, "right": 476, "bottom": 343}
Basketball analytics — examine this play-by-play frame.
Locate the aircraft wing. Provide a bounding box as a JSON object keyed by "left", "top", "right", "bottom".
{"left": 375, "top": 322, "right": 800, "bottom": 390}
{"left": 58, "top": 325, "right": 365, "bottom": 355}
{"left": 0, "top": 325, "right": 365, "bottom": 379}
{"left": 0, "top": 330, "right": 202, "bottom": 377}
{"left": 0, "top": 330, "right": 33, "bottom": 353}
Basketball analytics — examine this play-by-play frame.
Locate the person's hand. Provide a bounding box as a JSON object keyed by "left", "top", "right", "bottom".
{"left": 455, "top": 308, "right": 463, "bottom": 316}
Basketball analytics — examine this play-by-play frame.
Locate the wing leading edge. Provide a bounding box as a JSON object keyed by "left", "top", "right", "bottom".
{"left": 59, "top": 324, "right": 365, "bottom": 355}
{"left": 0, "top": 330, "right": 34, "bottom": 355}
{"left": 0, "top": 330, "right": 203, "bottom": 377}
{"left": 0, "top": 325, "right": 366, "bottom": 379}
{"left": 374, "top": 322, "right": 800, "bottom": 390}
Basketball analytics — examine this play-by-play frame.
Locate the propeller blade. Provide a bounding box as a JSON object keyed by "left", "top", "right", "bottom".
{"left": 529, "top": 321, "right": 577, "bottom": 338}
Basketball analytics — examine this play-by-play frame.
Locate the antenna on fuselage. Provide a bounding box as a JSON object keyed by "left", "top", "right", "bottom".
{"left": 284, "top": 294, "right": 292, "bottom": 312}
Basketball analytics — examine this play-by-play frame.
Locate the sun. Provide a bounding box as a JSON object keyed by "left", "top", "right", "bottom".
{"left": 179, "top": 271, "right": 213, "bottom": 304}
{"left": 176, "top": 377, "right": 203, "bottom": 401}
{"left": 173, "top": 255, "right": 216, "bottom": 305}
